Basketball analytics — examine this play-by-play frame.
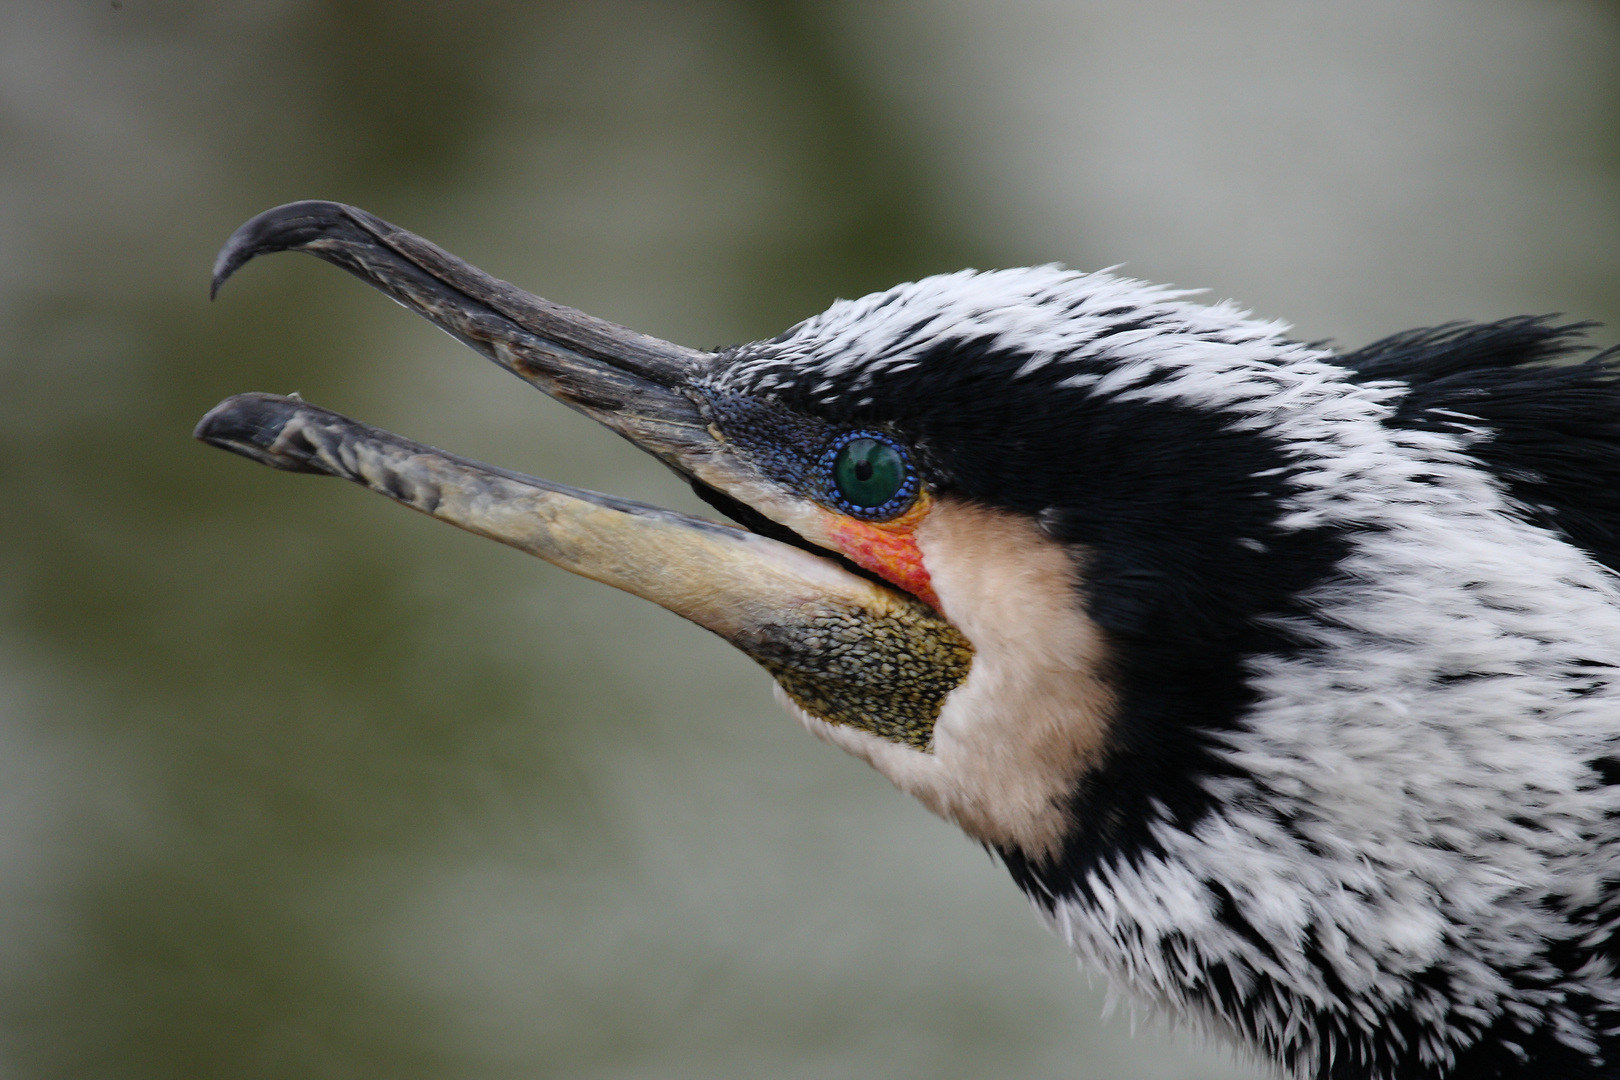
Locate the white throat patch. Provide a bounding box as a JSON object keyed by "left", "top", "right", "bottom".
{"left": 782, "top": 499, "right": 1116, "bottom": 860}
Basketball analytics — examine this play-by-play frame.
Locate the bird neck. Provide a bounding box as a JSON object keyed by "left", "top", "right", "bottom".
{"left": 1003, "top": 445, "right": 1620, "bottom": 1079}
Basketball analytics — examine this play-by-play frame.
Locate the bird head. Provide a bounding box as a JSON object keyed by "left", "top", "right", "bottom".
{"left": 198, "top": 202, "right": 1620, "bottom": 1080}
{"left": 198, "top": 201, "right": 1338, "bottom": 867}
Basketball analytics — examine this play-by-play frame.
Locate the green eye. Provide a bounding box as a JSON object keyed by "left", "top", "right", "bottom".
{"left": 830, "top": 435, "right": 911, "bottom": 512}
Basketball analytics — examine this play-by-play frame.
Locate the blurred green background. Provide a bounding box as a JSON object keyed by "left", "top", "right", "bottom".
{"left": 1, "top": 2, "right": 1617, "bottom": 1078}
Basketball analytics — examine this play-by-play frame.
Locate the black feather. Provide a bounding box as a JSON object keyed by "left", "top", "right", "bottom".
{"left": 1342, "top": 317, "right": 1620, "bottom": 574}
{"left": 743, "top": 334, "right": 1354, "bottom": 894}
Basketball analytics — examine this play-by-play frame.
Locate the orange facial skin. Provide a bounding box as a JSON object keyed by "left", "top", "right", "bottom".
{"left": 822, "top": 491, "right": 940, "bottom": 610}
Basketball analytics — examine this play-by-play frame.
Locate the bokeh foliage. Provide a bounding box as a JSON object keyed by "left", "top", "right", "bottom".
{"left": 0, "top": 2, "right": 1615, "bottom": 1079}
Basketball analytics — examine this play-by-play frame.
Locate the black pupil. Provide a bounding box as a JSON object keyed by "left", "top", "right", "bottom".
{"left": 832, "top": 437, "right": 907, "bottom": 511}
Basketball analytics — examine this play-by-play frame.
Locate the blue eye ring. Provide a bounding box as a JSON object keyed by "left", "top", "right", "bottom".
{"left": 819, "top": 431, "right": 919, "bottom": 520}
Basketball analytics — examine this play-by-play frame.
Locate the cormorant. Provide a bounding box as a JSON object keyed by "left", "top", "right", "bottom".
{"left": 197, "top": 201, "right": 1620, "bottom": 1080}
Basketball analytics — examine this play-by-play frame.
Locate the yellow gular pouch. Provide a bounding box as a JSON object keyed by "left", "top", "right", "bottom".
{"left": 743, "top": 593, "right": 975, "bottom": 751}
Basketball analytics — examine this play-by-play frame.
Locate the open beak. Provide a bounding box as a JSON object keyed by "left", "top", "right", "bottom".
{"left": 196, "top": 202, "right": 970, "bottom": 748}
{"left": 207, "top": 200, "right": 717, "bottom": 472}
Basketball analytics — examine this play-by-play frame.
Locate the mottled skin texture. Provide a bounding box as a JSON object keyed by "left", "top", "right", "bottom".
{"left": 755, "top": 598, "right": 973, "bottom": 750}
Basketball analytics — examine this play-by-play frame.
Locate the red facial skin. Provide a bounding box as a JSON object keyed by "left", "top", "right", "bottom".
{"left": 822, "top": 493, "right": 940, "bottom": 611}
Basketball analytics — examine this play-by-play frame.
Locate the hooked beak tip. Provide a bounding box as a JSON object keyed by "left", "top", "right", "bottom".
{"left": 210, "top": 200, "right": 362, "bottom": 300}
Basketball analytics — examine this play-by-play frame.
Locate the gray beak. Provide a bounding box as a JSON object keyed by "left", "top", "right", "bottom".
{"left": 196, "top": 203, "right": 971, "bottom": 749}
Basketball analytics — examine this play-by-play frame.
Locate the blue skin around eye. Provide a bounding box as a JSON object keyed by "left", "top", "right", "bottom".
{"left": 819, "top": 432, "right": 919, "bottom": 520}
{"left": 697, "top": 389, "right": 919, "bottom": 521}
